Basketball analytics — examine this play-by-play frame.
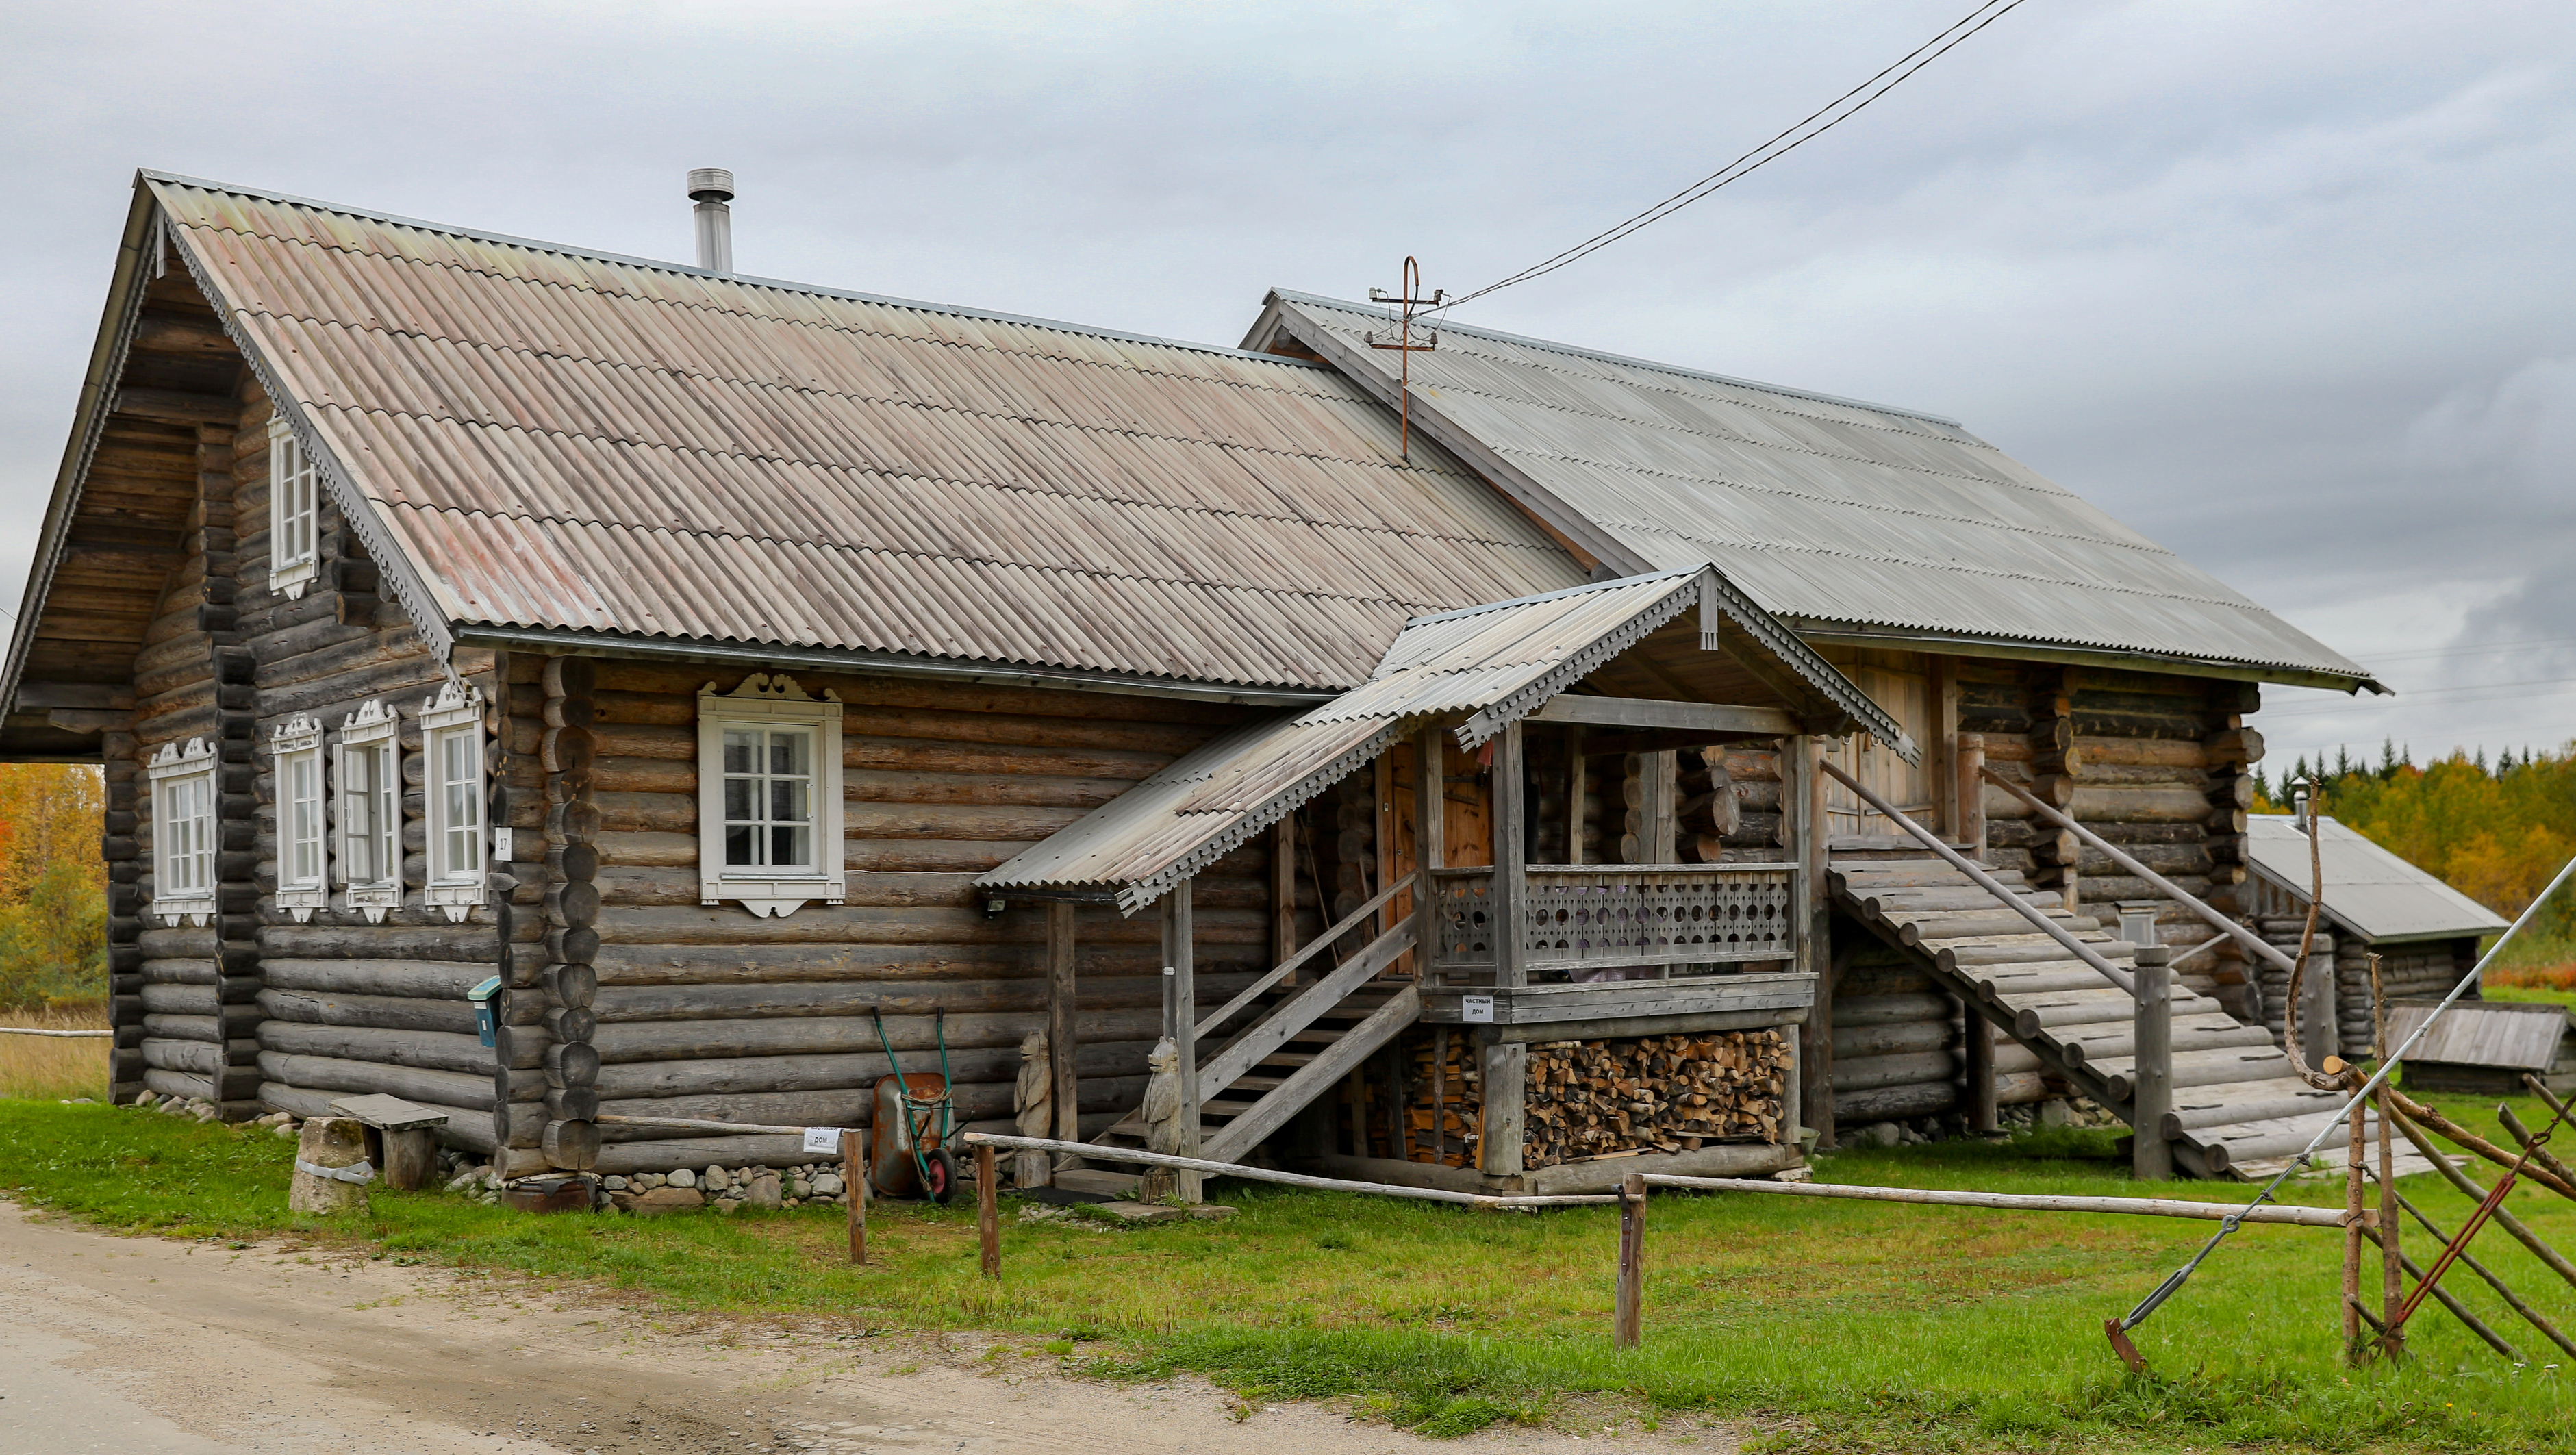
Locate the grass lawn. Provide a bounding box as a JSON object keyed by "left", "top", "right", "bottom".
{"left": 8, "top": 1096, "right": 2576, "bottom": 1450}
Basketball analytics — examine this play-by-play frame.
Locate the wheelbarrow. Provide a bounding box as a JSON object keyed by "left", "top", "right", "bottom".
{"left": 868, "top": 1008, "right": 959, "bottom": 1203}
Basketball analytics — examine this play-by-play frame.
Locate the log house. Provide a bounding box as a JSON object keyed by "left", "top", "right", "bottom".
{"left": 4, "top": 173, "right": 2386, "bottom": 1195}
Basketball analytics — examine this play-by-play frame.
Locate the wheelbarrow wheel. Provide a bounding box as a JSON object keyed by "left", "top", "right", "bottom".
{"left": 922, "top": 1147, "right": 960, "bottom": 1204}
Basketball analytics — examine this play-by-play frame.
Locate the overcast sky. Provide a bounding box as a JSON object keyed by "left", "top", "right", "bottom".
{"left": 4, "top": 1, "right": 2571, "bottom": 773}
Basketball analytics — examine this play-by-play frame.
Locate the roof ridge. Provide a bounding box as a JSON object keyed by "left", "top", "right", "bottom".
{"left": 1268, "top": 288, "right": 1967, "bottom": 429}
{"left": 142, "top": 170, "right": 1325, "bottom": 372}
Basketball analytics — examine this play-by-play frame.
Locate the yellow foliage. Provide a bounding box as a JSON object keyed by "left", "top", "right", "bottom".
{"left": 0, "top": 764, "right": 107, "bottom": 1009}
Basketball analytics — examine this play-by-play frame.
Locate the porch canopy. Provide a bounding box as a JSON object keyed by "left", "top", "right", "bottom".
{"left": 978, "top": 568, "right": 1915, "bottom": 914}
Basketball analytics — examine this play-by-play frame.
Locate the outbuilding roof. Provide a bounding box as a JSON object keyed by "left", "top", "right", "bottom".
{"left": 1246, "top": 292, "right": 2382, "bottom": 692}
{"left": 2244, "top": 814, "right": 2510, "bottom": 945}
{"left": 21, "top": 175, "right": 1593, "bottom": 702}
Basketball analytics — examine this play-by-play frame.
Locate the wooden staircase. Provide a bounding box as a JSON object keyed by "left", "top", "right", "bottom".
{"left": 1832, "top": 853, "right": 2435, "bottom": 1181}
{"left": 1070, "top": 917, "right": 1424, "bottom": 1196}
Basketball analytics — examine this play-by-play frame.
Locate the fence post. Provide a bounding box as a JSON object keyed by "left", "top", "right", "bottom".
{"left": 1614, "top": 1172, "right": 1647, "bottom": 1349}
{"left": 2131, "top": 946, "right": 2173, "bottom": 1181}
{"left": 977, "top": 1142, "right": 1000, "bottom": 1278}
{"left": 842, "top": 1129, "right": 867, "bottom": 1265}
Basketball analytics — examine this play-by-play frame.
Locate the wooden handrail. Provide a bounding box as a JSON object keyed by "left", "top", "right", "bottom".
{"left": 1979, "top": 766, "right": 2296, "bottom": 976}
{"left": 1195, "top": 871, "right": 1415, "bottom": 1041}
{"left": 1820, "top": 760, "right": 2134, "bottom": 996}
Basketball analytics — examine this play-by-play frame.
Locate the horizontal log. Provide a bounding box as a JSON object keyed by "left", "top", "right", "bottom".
{"left": 591, "top": 902, "right": 1267, "bottom": 948}
{"left": 1831, "top": 1080, "right": 1958, "bottom": 1122}
{"left": 590, "top": 938, "right": 1241, "bottom": 986}
{"left": 1832, "top": 993, "right": 1954, "bottom": 1029}
{"left": 255, "top": 1051, "right": 498, "bottom": 1111}
{"left": 591, "top": 971, "right": 1253, "bottom": 1024}
{"left": 260, "top": 1022, "right": 513, "bottom": 1074}
{"left": 257, "top": 958, "right": 501, "bottom": 1001}
{"left": 257, "top": 987, "right": 479, "bottom": 1035}
{"left": 142, "top": 1007, "right": 262, "bottom": 1039}
{"left": 1832, "top": 1050, "right": 1957, "bottom": 1093}
{"left": 1831, "top": 1020, "right": 1951, "bottom": 1061}
{"left": 140, "top": 958, "right": 218, "bottom": 985}
{"left": 590, "top": 1036, "right": 1152, "bottom": 1100}
{"left": 591, "top": 1005, "right": 1165, "bottom": 1064}
{"left": 257, "top": 924, "right": 505, "bottom": 960}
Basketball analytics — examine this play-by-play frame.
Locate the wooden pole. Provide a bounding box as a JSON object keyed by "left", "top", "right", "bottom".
{"left": 1565, "top": 727, "right": 1586, "bottom": 866}
{"left": 1789, "top": 734, "right": 1834, "bottom": 1148}
{"left": 976, "top": 1141, "right": 1000, "bottom": 1278}
{"left": 841, "top": 1128, "right": 866, "bottom": 1265}
{"left": 1955, "top": 732, "right": 1986, "bottom": 861}
{"left": 1965, "top": 1011, "right": 2000, "bottom": 1135}
{"left": 1272, "top": 818, "right": 1297, "bottom": 971}
{"left": 1614, "top": 1172, "right": 1647, "bottom": 1350}
{"left": 1491, "top": 721, "right": 1526, "bottom": 990}
{"left": 2379, "top": 1087, "right": 2403, "bottom": 1358}
{"left": 2342, "top": 1063, "right": 2367, "bottom": 1360}
{"left": 1047, "top": 901, "right": 1080, "bottom": 1168}
{"left": 2130, "top": 947, "right": 2172, "bottom": 1180}
{"left": 1414, "top": 724, "right": 1446, "bottom": 983}
{"left": 1167, "top": 879, "right": 1201, "bottom": 1204}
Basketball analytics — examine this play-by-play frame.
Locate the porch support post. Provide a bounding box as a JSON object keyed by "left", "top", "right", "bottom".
{"left": 1047, "top": 901, "right": 1081, "bottom": 1168}
{"left": 1272, "top": 818, "right": 1297, "bottom": 968}
{"left": 1482, "top": 720, "right": 1528, "bottom": 1180}
{"left": 1565, "top": 727, "right": 1587, "bottom": 865}
{"left": 1413, "top": 724, "right": 1446, "bottom": 984}
{"left": 1163, "top": 881, "right": 1202, "bottom": 1202}
{"left": 1789, "top": 733, "right": 1836, "bottom": 1150}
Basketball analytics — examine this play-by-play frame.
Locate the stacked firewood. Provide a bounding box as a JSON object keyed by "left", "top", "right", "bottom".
{"left": 1403, "top": 1036, "right": 1482, "bottom": 1168}
{"left": 1522, "top": 1030, "right": 1789, "bottom": 1168}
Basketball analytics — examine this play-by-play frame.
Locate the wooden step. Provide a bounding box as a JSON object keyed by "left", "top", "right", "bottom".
{"left": 1901, "top": 910, "right": 2104, "bottom": 944}
{"left": 2058, "top": 1020, "right": 2278, "bottom": 1070}
{"left": 1941, "top": 941, "right": 2136, "bottom": 972}
{"left": 1860, "top": 887, "right": 2065, "bottom": 914}
{"left": 2164, "top": 1079, "right": 2347, "bottom": 1135}
{"left": 1052, "top": 1167, "right": 1142, "bottom": 1198}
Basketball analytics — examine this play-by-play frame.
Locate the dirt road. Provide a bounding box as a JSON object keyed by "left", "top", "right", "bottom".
{"left": 0, "top": 1206, "right": 1723, "bottom": 1454}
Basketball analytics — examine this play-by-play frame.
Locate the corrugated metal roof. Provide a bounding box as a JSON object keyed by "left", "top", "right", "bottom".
{"left": 148, "top": 177, "right": 1587, "bottom": 692}
{"left": 2384, "top": 1000, "right": 2569, "bottom": 1071}
{"left": 2245, "top": 815, "right": 2510, "bottom": 944}
{"left": 980, "top": 569, "right": 1906, "bottom": 911}
{"left": 1252, "top": 292, "right": 2379, "bottom": 689}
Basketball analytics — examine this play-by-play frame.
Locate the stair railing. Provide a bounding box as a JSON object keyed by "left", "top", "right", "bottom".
{"left": 1977, "top": 766, "right": 2297, "bottom": 977}
{"left": 1821, "top": 760, "right": 2133, "bottom": 996}
{"left": 1196, "top": 872, "right": 1416, "bottom": 1043}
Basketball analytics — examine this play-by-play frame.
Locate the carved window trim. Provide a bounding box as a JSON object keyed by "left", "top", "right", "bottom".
{"left": 696, "top": 673, "right": 844, "bottom": 918}
{"left": 272, "top": 715, "right": 327, "bottom": 922}
{"left": 336, "top": 699, "right": 403, "bottom": 923}
{"left": 420, "top": 681, "right": 487, "bottom": 923}
{"left": 146, "top": 738, "right": 218, "bottom": 928}
{"left": 268, "top": 416, "right": 319, "bottom": 600}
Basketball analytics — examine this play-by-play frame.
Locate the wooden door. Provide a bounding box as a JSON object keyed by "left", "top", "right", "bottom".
{"left": 1819, "top": 647, "right": 1936, "bottom": 841}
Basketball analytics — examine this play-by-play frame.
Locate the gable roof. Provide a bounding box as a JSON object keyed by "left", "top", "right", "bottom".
{"left": 1246, "top": 291, "right": 2381, "bottom": 693}
{"left": 9, "top": 175, "right": 1593, "bottom": 713}
{"left": 2245, "top": 814, "right": 2510, "bottom": 944}
{"left": 980, "top": 568, "right": 1902, "bottom": 911}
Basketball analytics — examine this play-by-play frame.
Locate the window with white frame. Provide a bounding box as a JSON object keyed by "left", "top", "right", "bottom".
{"left": 268, "top": 417, "right": 319, "bottom": 600}
{"left": 336, "top": 699, "right": 403, "bottom": 922}
{"left": 272, "top": 715, "right": 327, "bottom": 922}
{"left": 696, "top": 673, "right": 844, "bottom": 918}
{"left": 421, "top": 681, "right": 487, "bottom": 922}
{"left": 147, "top": 739, "right": 219, "bottom": 928}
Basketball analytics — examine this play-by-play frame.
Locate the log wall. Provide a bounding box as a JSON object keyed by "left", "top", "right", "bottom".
{"left": 218, "top": 381, "right": 521, "bottom": 1156}
{"left": 562, "top": 662, "right": 1281, "bottom": 1174}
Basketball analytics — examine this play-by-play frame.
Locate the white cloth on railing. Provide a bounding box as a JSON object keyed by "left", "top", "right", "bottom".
{"left": 294, "top": 1159, "right": 374, "bottom": 1185}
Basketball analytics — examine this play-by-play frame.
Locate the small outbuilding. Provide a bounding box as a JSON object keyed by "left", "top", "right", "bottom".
{"left": 2383, "top": 1000, "right": 2575, "bottom": 1098}
{"left": 2239, "top": 814, "right": 2510, "bottom": 1060}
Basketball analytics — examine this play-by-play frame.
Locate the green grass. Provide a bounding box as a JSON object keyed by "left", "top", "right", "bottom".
{"left": 6, "top": 1100, "right": 2576, "bottom": 1451}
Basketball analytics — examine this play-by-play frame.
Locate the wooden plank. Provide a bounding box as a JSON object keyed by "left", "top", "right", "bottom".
{"left": 1413, "top": 724, "right": 1447, "bottom": 983}
{"left": 1529, "top": 696, "right": 1798, "bottom": 737}
{"left": 1047, "top": 902, "right": 1079, "bottom": 1158}
{"left": 1493, "top": 721, "right": 1527, "bottom": 990}
{"left": 1418, "top": 973, "right": 1816, "bottom": 1026}
{"left": 1165, "top": 878, "right": 1201, "bottom": 1202}
{"left": 1195, "top": 919, "right": 1414, "bottom": 1096}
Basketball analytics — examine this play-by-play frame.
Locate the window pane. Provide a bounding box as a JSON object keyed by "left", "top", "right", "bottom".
{"left": 724, "top": 824, "right": 755, "bottom": 867}
{"left": 723, "top": 778, "right": 755, "bottom": 822}
{"left": 723, "top": 730, "right": 758, "bottom": 776}
{"left": 770, "top": 824, "right": 809, "bottom": 870}
{"left": 770, "top": 776, "right": 808, "bottom": 824}
{"left": 768, "top": 731, "right": 809, "bottom": 778}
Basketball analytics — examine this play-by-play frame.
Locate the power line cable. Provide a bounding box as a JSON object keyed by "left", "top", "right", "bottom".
{"left": 2353, "top": 635, "right": 2576, "bottom": 664}
{"left": 1436, "top": 0, "right": 2035, "bottom": 313}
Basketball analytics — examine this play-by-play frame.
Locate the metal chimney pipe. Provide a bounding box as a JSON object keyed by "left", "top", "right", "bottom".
{"left": 687, "top": 168, "right": 735, "bottom": 275}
